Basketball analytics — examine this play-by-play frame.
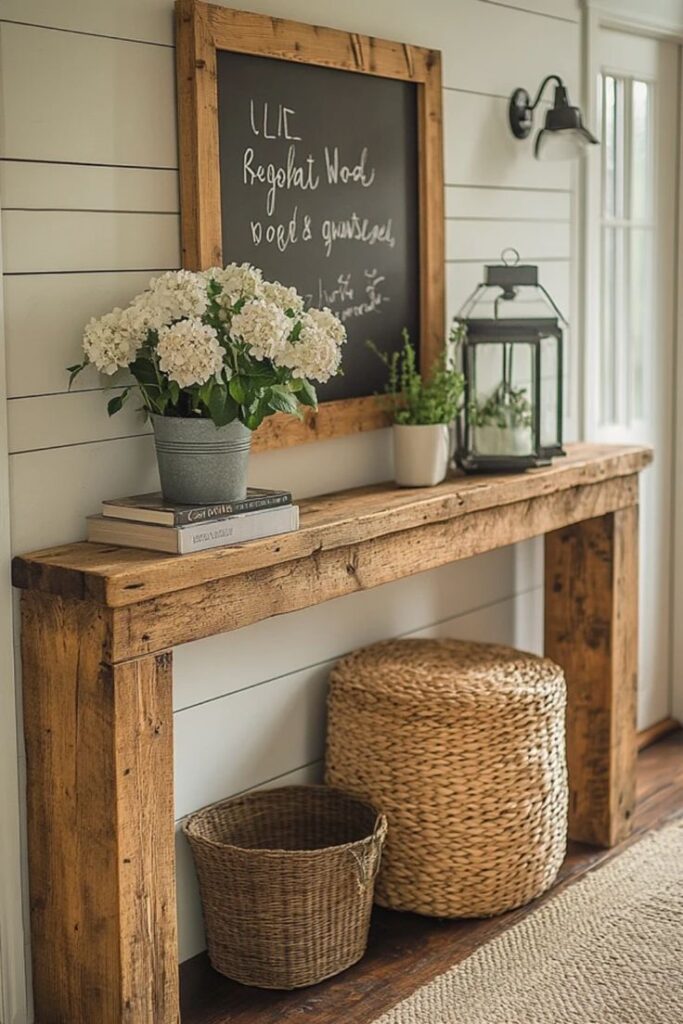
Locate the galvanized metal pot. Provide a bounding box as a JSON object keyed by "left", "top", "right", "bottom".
{"left": 151, "top": 415, "right": 252, "bottom": 504}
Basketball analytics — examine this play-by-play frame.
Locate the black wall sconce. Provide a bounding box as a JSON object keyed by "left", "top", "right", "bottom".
{"left": 509, "top": 74, "right": 598, "bottom": 160}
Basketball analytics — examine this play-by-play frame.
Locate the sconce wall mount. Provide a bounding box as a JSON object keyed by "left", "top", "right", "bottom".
{"left": 509, "top": 74, "right": 598, "bottom": 159}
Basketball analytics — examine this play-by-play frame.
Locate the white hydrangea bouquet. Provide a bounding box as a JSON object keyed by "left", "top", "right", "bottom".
{"left": 68, "top": 263, "right": 345, "bottom": 430}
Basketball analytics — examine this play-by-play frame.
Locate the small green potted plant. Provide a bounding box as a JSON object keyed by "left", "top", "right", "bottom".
{"left": 369, "top": 327, "right": 464, "bottom": 487}
{"left": 469, "top": 381, "right": 534, "bottom": 457}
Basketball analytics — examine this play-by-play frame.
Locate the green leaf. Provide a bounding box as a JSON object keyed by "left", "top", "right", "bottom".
{"left": 129, "top": 356, "right": 160, "bottom": 388}
{"left": 107, "top": 388, "right": 130, "bottom": 416}
{"left": 169, "top": 380, "right": 181, "bottom": 406}
{"left": 288, "top": 320, "right": 303, "bottom": 343}
{"left": 229, "top": 376, "right": 247, "bottom": 404}
{"left": 244, "top": 397, "right": 269, "bottom": 431}
{"left": 208, "top": 386, "right": 238, "bottom": 427}
{"left": 297, "top": 378, "right": 318, "bottom": 408}
{"left": 268, "top": 384, "right": 302, "bottom": 418}
{"left": 67, "top": 362, "right": 86, "bottom": 389}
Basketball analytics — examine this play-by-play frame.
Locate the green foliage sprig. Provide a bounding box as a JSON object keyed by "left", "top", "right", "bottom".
{"left": 468, "top": 381, "right": 533, "bottom": 430}
{"left": 368, "top": 328, "right": 465, "bottom": 426}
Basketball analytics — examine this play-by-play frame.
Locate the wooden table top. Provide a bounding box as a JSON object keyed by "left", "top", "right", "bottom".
{"left": 12, "top": 442, "right": 652, "bottom": 610}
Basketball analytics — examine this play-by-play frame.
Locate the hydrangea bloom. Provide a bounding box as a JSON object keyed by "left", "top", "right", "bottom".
{"left": 146, "top": 270, "right": 209, "bottom": 322}
{"left": 261, "top": 280, "right": 304, "bottom": 314}
{"left": 73, "top": 263, "right": 345, "bottom": 430}
{"left": 156, "top": 319, "right": 223, "bottom": 388}
{"left": 83, "top": 308, "right": 141, "bottom": 374}
{"left": 278, "top": 307, "right": 346, "bottom": 382}
{"left": 209, "top": 262, "right": 264, "bottom": 313}
{"left": 230, "top": 299, "right": 292, "bottom": 362}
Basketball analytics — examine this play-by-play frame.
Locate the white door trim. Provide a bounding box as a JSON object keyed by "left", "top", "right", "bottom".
{"left": 581, "top": 1, "right": 683, "bottom": 725}
{"left": 0, "top": 189, "right": 28, "bottom": 1022}
{"left": 673, "top": 60, "right": 683, "bottom": 723}
{"left": 584, "top": 1, "right": 683, "bottom": 43}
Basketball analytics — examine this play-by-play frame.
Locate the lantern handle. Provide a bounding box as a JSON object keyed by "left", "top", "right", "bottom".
{"left": 501, "top": 247, "right": 520, "bottom": 266}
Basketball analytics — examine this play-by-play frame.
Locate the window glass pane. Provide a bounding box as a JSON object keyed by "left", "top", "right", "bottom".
{"left": 540, "top": 335, "right": 559, "bottom": 449}
{"left": 601, "top": 225, "right": 616, "bottom": 423}
{"left": 603, "top": 75, "right": 617, "bottom": 218}
{"left": 599, "top": 72, "right": 653, "bottom": 428}
{"left": 470, "top": 342, "right": 534, "bottom": 458}
{"left": 629, "top": 227, "right": 653, "bottom": 419}
{"left": 631, "top": 80, "right": 651, "bottom": 223}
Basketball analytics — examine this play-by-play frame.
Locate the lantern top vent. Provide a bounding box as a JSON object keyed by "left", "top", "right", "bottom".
{"left": 458, "top": 249, "right": 568, "bottom": 325}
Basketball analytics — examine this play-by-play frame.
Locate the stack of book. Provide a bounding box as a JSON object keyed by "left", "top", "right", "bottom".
{"left": 87, "top": 487, "right": 298, "bottom": 554}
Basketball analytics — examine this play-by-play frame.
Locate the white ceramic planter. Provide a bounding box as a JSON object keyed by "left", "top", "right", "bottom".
{"left": 473, "top": 424, "right": 532, "bottom": 457}
{"left": 393, "top": 423, "right": 451, "bottom": 487}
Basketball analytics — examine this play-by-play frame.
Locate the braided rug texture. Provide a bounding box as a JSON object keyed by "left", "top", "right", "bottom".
{"left": 326, "top": 639, "right": 568, "bottom": 918}
{"left": 374, "top": 819, "right": 683, "bottom": 1024}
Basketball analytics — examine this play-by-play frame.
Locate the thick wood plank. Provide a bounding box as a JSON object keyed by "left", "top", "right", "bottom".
{"left": 545, "top": 507, "right": 639, "bottom": 846}
{"left": 12, "top": 443, "right": 652, "bottom": 609}
{"left": 205, "top": 3, "right": 438, "bottom": 82}
{"left": 111, "top": 473, "right": 638, "bottom": 660}
{"left": 250, "top": 396, "right": 391, "bottom": 453}
{"left": 180, "top": 731, "right": 683, "bottom": 1024}
{"left": 21, "top": 592, "right": 178, "bottom": 1024}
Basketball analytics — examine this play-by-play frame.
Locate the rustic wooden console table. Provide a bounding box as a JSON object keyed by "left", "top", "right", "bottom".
{"left": 12, "top": 442, "right": 651, "bottom": 1024}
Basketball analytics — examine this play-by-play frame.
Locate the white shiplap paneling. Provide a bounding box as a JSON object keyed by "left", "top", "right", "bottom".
{"left": 444, "top": 91, "right": 572, "bottom": 190}
{"left": 7, "top": 391, "right": 150, "bottom": 455}
{"left": 4, "top": 271, "right": 161, "bottom": 397}
{"left": 447, "top": 218, "right": 571, "bottom": 262}
{"left": 172, "top": 546, "right": 530, "bottom": 711}
{"left": 477, "top": 0, "right": 579, "bottom": 22}
{"left": 0, "top": 0, "right": 176, "bottom": 45}
{"left": 2, "top": 210, "right": 179, "bottom": 273}
{"left": 0, "top": 162, "right": 179, "bottom": 212}
{"left": 8, "top": 435, "right": 159, "bottom": 553}
{"left": 446, "top": 185, "right": 570, "bottom": 221}
{"left": 0, "top": 22, "right": 177, "bottom": 166}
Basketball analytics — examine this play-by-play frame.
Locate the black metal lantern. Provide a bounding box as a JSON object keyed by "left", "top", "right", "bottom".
{"left": 455, "top": 251, "right": 567, "bottom": 473}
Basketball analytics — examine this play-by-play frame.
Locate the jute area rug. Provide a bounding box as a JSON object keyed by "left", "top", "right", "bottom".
{"left": 374, "top": 819, "right": 683, "bottom": 1024}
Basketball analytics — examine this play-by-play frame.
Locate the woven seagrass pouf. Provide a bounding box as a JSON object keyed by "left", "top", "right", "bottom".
{"left": 325, "top": 638, "right": 568, "bottom": 918}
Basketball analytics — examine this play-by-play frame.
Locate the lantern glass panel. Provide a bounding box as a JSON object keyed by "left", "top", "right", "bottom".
{"left": 469, "top": 340, "right": 536, "bottom": 459}
{"left": 539, "top": 333, "right": 560, "bottom": 451}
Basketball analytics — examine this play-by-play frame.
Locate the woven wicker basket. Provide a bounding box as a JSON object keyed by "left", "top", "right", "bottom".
{"left": 326, "top": 639, "right": 568, "bottom": 918}
{"left": 183, "top": 785, "right": 387, "bottom": 989}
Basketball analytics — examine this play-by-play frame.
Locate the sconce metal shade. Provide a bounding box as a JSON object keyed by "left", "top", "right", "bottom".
{"left": 508, "top": 76, "right": 599, "bottom": 161}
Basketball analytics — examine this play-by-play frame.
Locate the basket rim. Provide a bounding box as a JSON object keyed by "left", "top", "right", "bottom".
{"left": 182, "top": 784, "right": 387, "bottom": 857}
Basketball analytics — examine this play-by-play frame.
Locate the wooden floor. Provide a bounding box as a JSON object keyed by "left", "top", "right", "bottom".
{"left": 180, "top": 730, "right": 683, "bottom": 1024}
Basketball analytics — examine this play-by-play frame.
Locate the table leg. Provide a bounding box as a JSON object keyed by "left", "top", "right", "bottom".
{"left": 544, "top": 505, "right": 638, "bottom": 847}
{"left": 21, "top": 592, "right": 179, "bottom": 1023}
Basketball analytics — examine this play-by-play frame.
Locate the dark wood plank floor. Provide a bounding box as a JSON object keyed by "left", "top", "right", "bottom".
{"left": 180, "top": 730, "right": 683, "bottom": 1024}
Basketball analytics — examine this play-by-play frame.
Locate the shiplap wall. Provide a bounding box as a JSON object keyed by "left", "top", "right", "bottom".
{"left": 0, "top": 0, "right": 580, "bottom": 1006}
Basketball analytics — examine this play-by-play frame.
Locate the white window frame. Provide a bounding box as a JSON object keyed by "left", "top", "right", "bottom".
{"left": 581, "top": 0, "right": 683, "bottom": 726}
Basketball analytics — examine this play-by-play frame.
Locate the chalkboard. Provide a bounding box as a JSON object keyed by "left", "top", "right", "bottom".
{"left": 216, "top": 51, "right": 420, "bottom": 402}
{"left": 176, "top": 1, "right": 444, "bottom": 450}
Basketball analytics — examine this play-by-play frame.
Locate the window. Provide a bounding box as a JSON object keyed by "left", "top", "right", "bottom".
{"left": 597, "top": 73, "right": 654, "bottom": 426}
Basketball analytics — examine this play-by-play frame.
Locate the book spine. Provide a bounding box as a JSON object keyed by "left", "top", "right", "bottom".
{"left": 177, "top": 506, "right": 299, "bottom": 553}
{"left": 173, "top": 492, "right": 291, "bottom": 526}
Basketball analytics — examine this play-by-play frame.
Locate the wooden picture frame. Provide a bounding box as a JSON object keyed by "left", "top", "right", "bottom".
{"left": 175, "top": 0, "right": 445, "bottom": 452}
